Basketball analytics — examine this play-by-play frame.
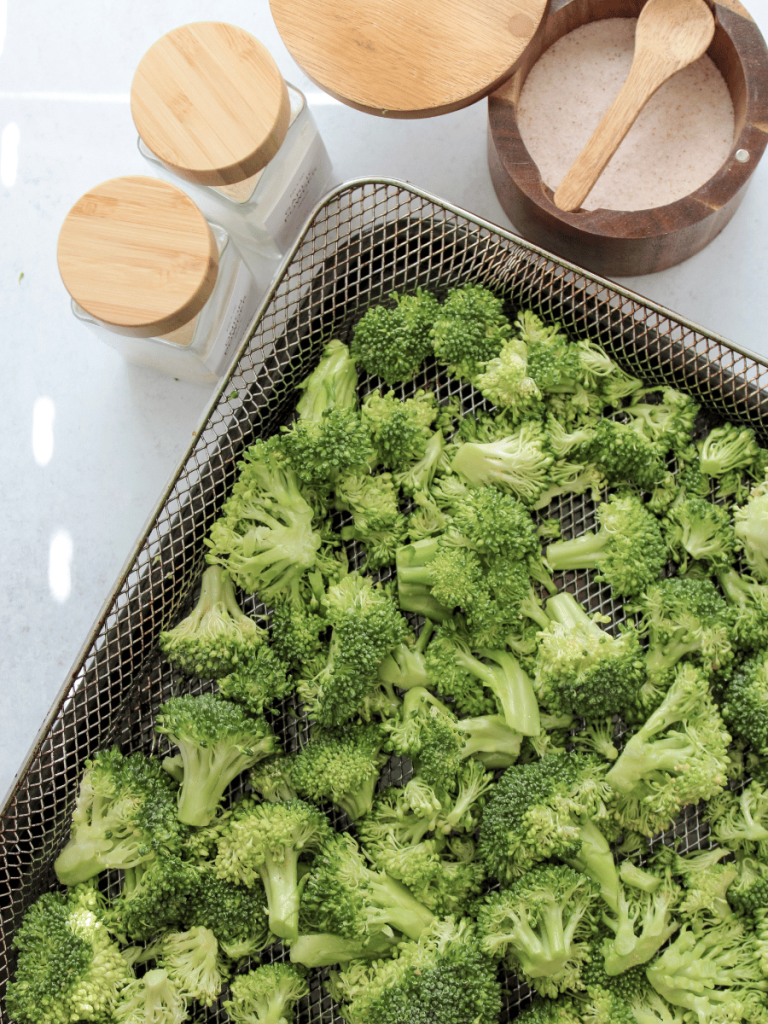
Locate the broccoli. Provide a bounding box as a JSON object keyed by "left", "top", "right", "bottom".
{"left": 475, "top": 863, "right": 598, "bottom": 997}
{"left": 662, "top": 495, "right": 738, "bottom": 573}
{"left": 473, "top": 335, "right": 544, "bottom": 421}
{"left": 327, "top": 917, "right": 502, "bottom": 1024}
{"left": 213, "top": 796, "right": 332, "bottom": 941}
{"left": 154, "top": 692, "right": 277, "bottom": 827}
{"left": 671, "top": 847, "right": 737, "bottom": 920}
{"left": 622, "top": 387, "right": 700, "bottom": 456}
{"left": 158, "top": 565, "right": 265, "bottom": 678}
{"left": 721, "top": 653, "right": 768, "bottom": 755}
{"left": 183, "top": 868, "right": 273, "bottom": 960}
{"left": 6, "top": 885, "right": 134, "bottom": 1024}
{"left": 698, "top": 422, "right": 762, "bottom": 478}
{"left": 361, "top": 388, "right": 438, "bottom": 470}
{"left": 350, "top": 288, "right": 440, "bottom": 385}
{"left": 477, "top": 752, "right": 615, "bottom": 882}
{"left": 450, "top": 420, "right": 555, "bottom": 505}
{"left": 300, "top": 831, "right": 437, "bottom": 943}
{"left": 534, "top": 592, "right": 646, "bottom": 717}
{"left": 599, "top": 861, "right": 681, "bottom": 975}
{"left": 269, "top": 598, "right": 326, "bottom": 674}
{"left": 297, "top": 573, "right": 410, "bottom": 726}
{"left": 336, "top": 469, "right": 408, "bottom": 570}
{"left": 728, "top": 854, "right": 768, "bottom": 917}
{"left": 289, "top": 930, "right": 399, "bottom": 969}
{"left": 705, "top": 781, "right": 768, "bottom": 859}
{"left": 249, "top": 755, "right": 300, "bottom": 804}
{"left": 734, "top": 478, "right": 768, "bottom": 580}
{"left": 104, "top": 852, "right": 199, "bottom": 943}
{"left": 205, "top": 437, "right": 323, "bottom": 603}
{"left": 223, "top": 963, "right": 309, "bottom": 1024}
{"left": 573, "top": 717, "right": 619, "bottom": 761}
{"left": 112, "top": 968, "right": 185, "bottom": 1024}
{"left": 429, "top": 282, "right": 512, "bottom": 380}
{"left": 605, "top": 663, "right": 732, "bottom": 834}
{"left": 647, "top": 917, "right": 768, "bottom": 1022}
{"left": 218, "top": 642, "right": 293, "bottom": 716}
{"left": 546, "top": 492, "right": 666, "bottom": 596}
{"left": 289, "top": 723, "right": 388, "bottom": 820}
{"left": 54, "top": 747, "right": 187, "bottom": 886}
{"left": 575, "top": 417, "right": 667, "bottom": 491}
{"left": 376, "top": 621, "right": 434, "bottom": 691}
{"left": 516, "top": 991, "right": 637, "bottom": 1024}
{"left": 153, "top": 926, "right": 226, "bottom": 1007}
{"left": 716, "top": 566, "right": 768, "bottom": 655}
{"left": 396, "top": 428, "right": 450, "bottom": 497}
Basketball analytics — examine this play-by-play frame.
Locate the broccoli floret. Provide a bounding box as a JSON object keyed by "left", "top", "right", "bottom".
{"left": 423, "top": 620, "right": 498, "bottom": 717}
{"left": 269, "top": 599, "right": 326, "bottom": 674}
{"left": 716, "top": 567, "right": 768, "bottom": 655}
{"left": 6, "top": 886, "right": 134, "bottom": 1024}
{"left": 290, "top": 930, "right": 399, "bottom": 968}
{"left": 223, "top": 963, "right": 309, "bottom": 1024}
{"left": 429, "top": 282, "right": 511, "bottom": 379}
{"left": 698, "top": 422, "right": 762, "bottom": 478}
{"left": 350, "top": 289, "right": 440, "bottom": 385}
{"left": 451, "top": 420, "right": 555, "bottom": 505}
{"left": 249, "top": 754, "right": 300, "bottom": 803}
{"left": 573, "top": 717, "right": 619, "bottom": 761}
{"left": 477, "top": 752, "right": 615, "bottom": 882}
{"left": 721, "top": 653, "right": 768, "bottom": 755}
{"left": 327, "top": 917, "right": 501, "bottom": 1024}
{"left": 54, "top": 747, "right": 188, "bottom": 886}
{"left": 647, "top": 917, "right": 768, "bottom": 1022}
{"left": 728, "top": 855, "right": 768, "bottom": 917}
{"left": 213, "top": 796, "right": 332, "bottom": 941}
{"left": 662, "top": 495, "right": 738, "bottom": 573}
{"left": 605, "top": 663, "right": 732, "bottom": 833}
{"left": 183, "top": 868, "right": 272, "bottom": 960}
{"left": 672, "top": 847, "right": 737, "bottom": 920}
{"left": 158, "top": 565, "right": 265, "bottom": 678}
{"left": 300, "top": 831, "right": 436, "bottom": 943}
{"left": 576, "top": 417, "right": 667, "bottom": 491}
{"left": 154, "top": 926, "right": 226, "bottom": 1007}
{"left": 473, "top": 335, "right": 544, "bottom": 421}
{"left": 475, "top": 863, "right": 598, "bottom": 997}
{"left": 734, "top": 479, "right": 768, "bottom": 581}
{"left": 336, "top": 469, "right": 408, "bottom": 570}
{"left": 546, "top": 492, "right": 666, "bottom": 596}
{"left": 376, "top": 621, "right": 434, "bottom": 691}
{"left": 630, "top": 577, "right": 735, "bottom": 707}
{"left": 297, "top": 573, "right": 410, "bottom": 726}
{"left": 599, "top": 865, "right": 680, "bottom": 975}
{"left": 205, "top": 438, "right": 323, "bottom": 603}
{"left": 218, "top": 643, "right": 293, "bottom": 716}
{"left": 396, "top": 429, "right": 450, "bottom": 498}
{"left": 532, "top": 457, "right": 607, "bottom": 510}
{"left": 361, "top": 388, "right": 438, "bottom": 470}
{"left": 104, "top": 853, "right": 199, "bottom": 944}
{"left": 622, "top": 388, "right": 700, "bottom": 456}
{"left": 706, "top": 781, "right": 768, "bottom": 859}
{"left": 289, "top": 723, "right": 388, "bottom": 820}
{"left": 154, "top": 693, "right": 277, "bottom": 827}
{"left": 534, "top": 592, "right": 646, "bottom": 717}
{"left": 281, "top": 405, "right": 374, "bottom": 492}
{"left": 112, "top": 968, "right": 185, "bottom": 1024}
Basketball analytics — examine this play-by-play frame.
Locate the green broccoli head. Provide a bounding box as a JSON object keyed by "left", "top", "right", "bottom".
{"left": 450, "top": 420, "right": 555, "bottom": 506}
{"left": 295, "top": 338, "right": 359, "bottom": 420}
{"left": 156, "top": 925, "right": 226, "bottom": 1007}
{"left": 327, "top": 917, "right": 502, "bottom": 1024}
{"left": 698, "top": 422, "right": 762, "bottom": 478}
{"left": 223, "top": 963, "right": 309, "bottom": 1024}
{"left": 218, "top": 642, "right": 294, "bottom": 716}
{"left": 269, "top": 598, "right": 327, "bottom": 674}
{"left": 350, "top": 289, "right": 440, "bottom": 385}
{"left": 473, "top": 336, "right": 544, "bottom": 421}
{"left": 289, "top": 723, "right": 388, "bottom": 820}
{"left": 214, "top": 796, "right": 332, "bottom": 942}
{"left": 728, "top": 855, "right": 768, "bottom": 917}
{"left": 576, "top": 417, "right": 667, "bottom": 491}
{"left": 705, "top": 780, "right": 768, "bottom": 859}
{"left": 281, "top": 407, "right": 374, "bottom": 490}
{"left": 361, "top": 388, "right": 439, "bottom": 470}
{"left": 112, "top": 968, "right": 185, "bottom": 1024}
{"left": 183, "top": 867, "right": 273, "bottom": 961}
{"left": 104, "top": 852, "right": 199, "bottom": 944}
{"left": 158, "top": 565, "right": 266, "bottom": 678}
{"left": 722, "top": 653, "right": 768, "bottom": 756}
{"left": 662, "top": 495, "right": 738, "bottom": 573}
{"left": 54, "top": 747, "right": 188, "bottom": 887}
{"left": 429, "top": 282, "right": 512, "bottom": 380}
{"left": 154, "top": 692, "right": 278, "bottom": 827}
{"left": 6, "top": 886, "right": 134, "bottom": 1024}
{"left": 622, "top": 387, "right": 699, "bottom": 456}
{"left": 734, "top": 480, "right": 768, "bottom": 581}
{"left": 249, "top": 754, "right": 300, "bottom": 804}
{"left": 475, "top": 863, "right": 599, "bottom": 997}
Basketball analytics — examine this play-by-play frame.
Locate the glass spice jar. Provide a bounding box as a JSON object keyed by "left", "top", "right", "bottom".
{"left": 57, "top": 176, "right": 261, "bottom": 385}
{"left": 130, "top": 21, "right": 333, "bottom": 266}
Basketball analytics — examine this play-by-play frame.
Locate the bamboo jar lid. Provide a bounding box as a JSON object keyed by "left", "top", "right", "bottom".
{"left": 57, "top": 176, "right": 220, "bottom": 339}
{"left": 131, "top": 22, "right": 291, "bottom": 186}
{"left": 269, "top": 0, "right": 550, "bottom": 118}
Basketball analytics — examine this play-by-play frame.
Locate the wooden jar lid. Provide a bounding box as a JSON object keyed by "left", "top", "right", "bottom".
{"left": 57, "top": 176, "right": 220, "bottom": 338}
{"left": 269, "top": 0, "right": 549, "bottom": 118}
{"left": 131, "top": 22, "right": 290, "bottom": 186}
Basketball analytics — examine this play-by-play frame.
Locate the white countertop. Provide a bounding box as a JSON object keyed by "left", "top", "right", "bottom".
{"left": 3, "top": 0, "right": 768, "bottom": 804}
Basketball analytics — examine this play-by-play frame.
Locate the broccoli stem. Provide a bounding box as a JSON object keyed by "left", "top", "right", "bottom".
{"left": 396, "top": 580, "right": 453, "bottom": 622}
{"left": 259, "top": 849, "right": 302, "bottom": 942}
{"left": 515, "top": 906, "right": 571, "bottom": 978}
{"left": 289, "top": 931, "right": 397, "bottom": 968}
{"left": 545, "top": 592, "right": 605, "bottom": 638}
{"left": 565, "top": 821, "right": 620, "bottom": 913}
{"left": 519, "top": 589, "right": 551, "bottom": 632}
{"left": 606, "top": 732, "right": 695, "bottom": 796}
{"left": 338, "top": 773, "right": 380, "bottom": 822}
{"left": 455, "top": 648, "right": 541, "bottom": 737}
{"left": 457, "top": 714, "right": 523, "bottom": 767}
{"left": 396, "top": 537, "right": 441, "bottom": 587}
{"left": 367, "top": 874, "right": 436, "bottom": 940}
{"left": 54, "top": 838, "right": 116, "bottom": 886}
{"left": 546, "top": 530, "right": 607, "bottom": 571}
{"left": 377, "top": 623, "right": 434, "bottom": 690}
{"left": 175, "top": 742, "right": 258, "bottom": 827}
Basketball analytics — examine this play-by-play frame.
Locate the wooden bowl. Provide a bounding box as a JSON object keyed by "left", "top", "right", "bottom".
{"left": 487, "top": 0, "right": 768, "bottom": 277}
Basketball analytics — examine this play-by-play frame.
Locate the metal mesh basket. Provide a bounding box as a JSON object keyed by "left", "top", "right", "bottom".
{"left": 2, "top": 177, "right": 767, "bottom": 1024}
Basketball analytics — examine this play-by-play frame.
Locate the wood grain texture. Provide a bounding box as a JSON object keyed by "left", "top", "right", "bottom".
{"left": 487, "top": 0, "right": 768, "bottom": 277}
{"left": 554, "top": 0, "right": 715, "bottom": 211}
{"left": 57, "top": 176, "right": 219, "bottom": 338}
{"left": 269, "top": 0, "right": 550, "bottom": 118}
{"left": 131, "top": 22, "right": 290, "bottom": 186}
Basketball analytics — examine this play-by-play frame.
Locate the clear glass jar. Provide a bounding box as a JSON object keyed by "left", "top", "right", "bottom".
{"left": 71, "top": 226, "right": 259, "bottom": 385}
{"left": 131, "top": 23, "right": 332, "bottom": 268}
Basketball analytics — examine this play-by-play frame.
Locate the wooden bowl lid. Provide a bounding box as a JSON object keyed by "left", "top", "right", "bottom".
{"left": 57, "top": 176, "right": 220, "bottom": 338}
{"left": 269, "top": 0, "right": 550, "bottom": 118}
{"left": 131, "top": 22, "right": 291, "bottom": 186}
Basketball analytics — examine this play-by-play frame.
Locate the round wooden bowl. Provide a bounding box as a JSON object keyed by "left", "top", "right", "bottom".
{"left": 487, "top": 0, "right": 768, "bottom": 277}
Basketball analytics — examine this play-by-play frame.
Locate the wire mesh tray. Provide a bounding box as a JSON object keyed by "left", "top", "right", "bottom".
{"left": 3, "top": 177, "right": 768, "bottom": 1024}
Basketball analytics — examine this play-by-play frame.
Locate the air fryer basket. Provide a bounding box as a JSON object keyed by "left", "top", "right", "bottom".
{"left": 2, "top": 178, "right": 767, "bottom": 1024}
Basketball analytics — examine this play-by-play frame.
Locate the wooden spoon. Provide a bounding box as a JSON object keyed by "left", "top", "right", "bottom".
{"left": 553, "top": 0, "right": 716, "bottom": 212}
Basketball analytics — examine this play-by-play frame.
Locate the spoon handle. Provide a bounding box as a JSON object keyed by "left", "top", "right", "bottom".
{"left": 553, "top": 54, "right": 672, "bottom": 213}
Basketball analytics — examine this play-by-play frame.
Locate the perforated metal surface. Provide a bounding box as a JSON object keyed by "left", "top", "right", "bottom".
{"left": 2, "top": 178, "right": 767, "bottom": 1024}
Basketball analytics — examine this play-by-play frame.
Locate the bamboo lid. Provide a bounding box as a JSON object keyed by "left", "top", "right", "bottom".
{"left": 269, "top": 0, "right": 549, "bottom": 118}
{"left": 131, "top": 22, "right": 291, "bottom": 186}
{"left": 57, "top": 176, "right": 219, "bottom": 339}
